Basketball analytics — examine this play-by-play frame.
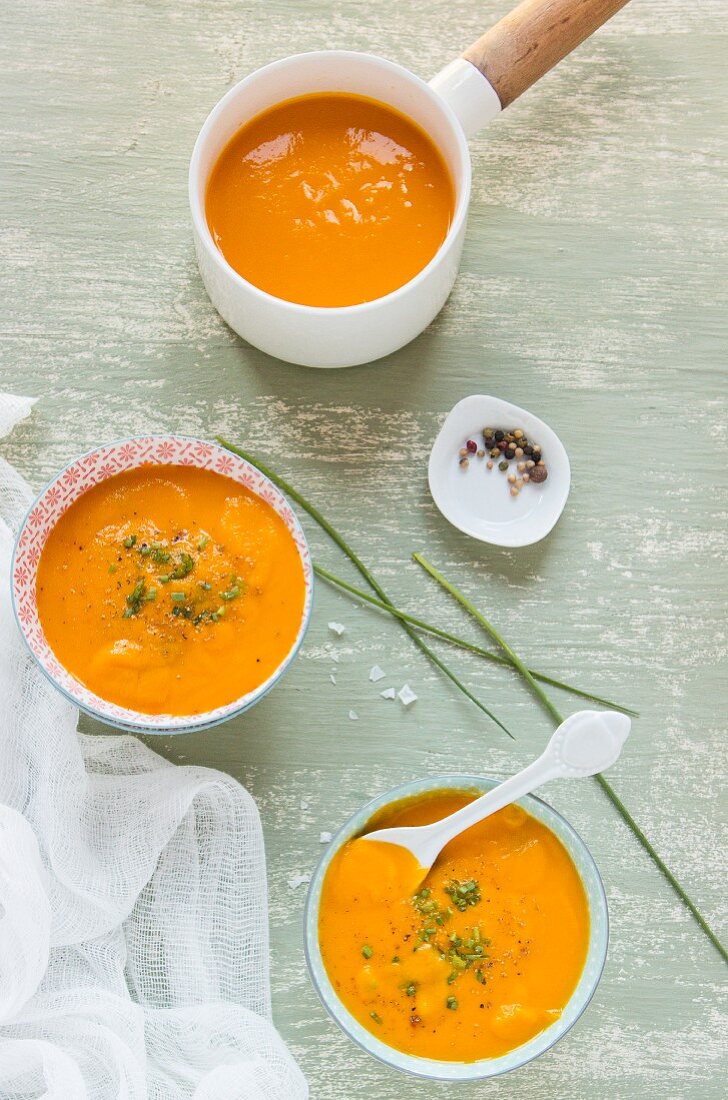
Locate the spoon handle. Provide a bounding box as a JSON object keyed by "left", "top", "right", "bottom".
{"left": 429, "top": 753, "right": 560, "bottom": 853}
{"left": 462, "top": 0, "right": 631, "bottom": 109}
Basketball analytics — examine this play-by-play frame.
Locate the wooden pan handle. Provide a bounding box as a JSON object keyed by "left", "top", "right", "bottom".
{"left": 462, "top": 0, "right": 630, "bottom": 109}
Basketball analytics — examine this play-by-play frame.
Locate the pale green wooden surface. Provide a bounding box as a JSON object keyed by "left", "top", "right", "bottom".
{"left": 1, "top": 1, "right": 726, "bottom": 1097}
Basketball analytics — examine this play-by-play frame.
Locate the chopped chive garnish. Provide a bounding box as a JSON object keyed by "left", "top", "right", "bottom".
{"left": 123, "top": 578, "right": 147, "bottom": 617}
{"left": 148, "top": 547, "right": 171, "bottom": 563}
{"left": 198, "top": 534, "right": 210, "bottom": 551}
{"left": 446, "top": 996, "right": 458, "bottom": 1011}
{"left": 127, "top": 580, "right": 145, "bottom": 603}
{"left": 199, "top": 581, "right": 212, "bottom": 591}
{"left": 210, "top": 606, "right": 226, "bottom": 622}
{"left": 158, "top": 574, "right": 170, "bottom": 584}
{"left": 391, "top": 956, "right": 400, "bottom": 965}
{"left": 369, "top": 1011, "right": 383, "bottom": 1026}
{"left": 145, "top": 588, "right": 157, "bottom": 601}
{"left": 123, "top": 535, "right": 137, "bottom": 549}
{"left": 137, "top": 542, "right": 170, "bottom": 563}
{"left": 220, "top": 585, "right": 240, "bottom": 601}
{"left": 169, "top": 552, "right": 194, "bottom": 580}
{"left": 402, "top": 982, "right": 416, "bottom": 997}
{"left": 108, "top": 564, "right": 117, "bottom": 574}
{"left": 361, "top": 944, "right": 373, "bottom": 959}
{"left": 444, "top": 879, "right": 481, "bottom": 911}
{"left": 171, "top": 592, "right": 186, "bottom": 602}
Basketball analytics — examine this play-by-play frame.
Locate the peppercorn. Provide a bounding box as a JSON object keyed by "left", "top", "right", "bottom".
{"left": 486, "top": 460, "right": 493, "bottom": 470}
{"left": 477, "top": 449, "right": 485, "bottom": 458}
{"left": 498, "top": 460, "right": 509, "bottom": 472}
{"left": 466, "top": 439, "right": 477, "bottom": 453}
{"left": 490, "top": 447, "right": 500, "bottom": 458}
{"left": 494, "top": 430, "right": 504, "bottom": 442}
{"left": 504, "top": 448, "right": 515, "bottom": 460}
{"left": 523, "top": 445, "right": 533, "bottom": 456}
{"left": 514, "top": 429, "right": 524, "bottom": 439}
{"left": 529, "top": 465, "right": 548, "bottom": 483}
{"left": 507, "top": 473, "right": 516, "bottom": 484}
{"left": 514, "top": 447, "right": 523, "bottom": 458}
{"left": 459, "top": 456, "right": 469, "bottom": 468}
{"left": 498, "top": 440, "right": 508, "bottom": 451}
{"left": 510, "top": 486, "right": 519, "bottom": 497}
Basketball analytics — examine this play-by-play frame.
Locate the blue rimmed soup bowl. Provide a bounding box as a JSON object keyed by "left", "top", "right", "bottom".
{"left": 304, "top": 774, "right": 608, "bottom": 1080}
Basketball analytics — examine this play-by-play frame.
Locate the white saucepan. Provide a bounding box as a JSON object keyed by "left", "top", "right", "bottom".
{"left": 189, "top": 0, "right": 629, "bottom": 368}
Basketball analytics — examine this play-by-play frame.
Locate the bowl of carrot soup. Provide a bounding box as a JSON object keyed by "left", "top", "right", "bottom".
{"left": 304, "top": 775, "right": 608, "bottom": 1080}
{"left": 12, "top": 436, "right": 313, "bottom": 733}
{"left": 189, "top": 50, "right": 471, "bottom": 367}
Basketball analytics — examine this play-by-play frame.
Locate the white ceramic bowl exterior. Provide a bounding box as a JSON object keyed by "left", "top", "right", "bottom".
{"left": 189, "top": 51, "right": 472, "bottom": 368}
{"left": 11, "top": 436, "right": 313, "bottom": 734}
{"left": 304, "top": 774, "right": 609, "bottom": 1081}
{"left": 428, "top": 395, "right": 572, "bottom": 546}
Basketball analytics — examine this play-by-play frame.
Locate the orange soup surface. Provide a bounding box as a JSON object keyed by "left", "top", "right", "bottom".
{"left": 205, "top": 92, "right": 455, "bottom": 307}
{"left": 36, "top": 465, "right": 306, "bottom": 715}
{"left": 319, "top": 792, "right": 590, "bottom": 1062}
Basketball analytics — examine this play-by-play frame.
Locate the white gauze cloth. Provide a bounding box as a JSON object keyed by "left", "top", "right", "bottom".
{"left": 0, "top": 395, "right": 308, "bottom": 1100}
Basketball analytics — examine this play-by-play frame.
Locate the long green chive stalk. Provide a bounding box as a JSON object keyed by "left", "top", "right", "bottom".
{"left": 216, "top": 438, "right": 511, "bottom": 737}
{"left": 412, "top": 552, "right": 728, "bottom": 965}
{"left": 314, "top": 564, "right": 636, "bottom": 716}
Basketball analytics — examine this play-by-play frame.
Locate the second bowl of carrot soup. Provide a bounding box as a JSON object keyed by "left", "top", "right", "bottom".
{"left": 12, "top": 436, "right": 313, "bottom": 733}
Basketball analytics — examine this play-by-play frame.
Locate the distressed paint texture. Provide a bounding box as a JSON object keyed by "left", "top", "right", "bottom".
{"left": 1, "top": 2, "right": 726, "bottom": 1097}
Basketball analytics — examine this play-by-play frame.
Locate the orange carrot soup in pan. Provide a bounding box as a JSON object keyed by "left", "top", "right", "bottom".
{"left": 319, "top": 791, "right": 590, "bottom": 1062}
{"left": 35, "top": 466, "right": 306, "bottom": 715}
{"left": 205, "top": 92, "right": 455, "bottom": 307}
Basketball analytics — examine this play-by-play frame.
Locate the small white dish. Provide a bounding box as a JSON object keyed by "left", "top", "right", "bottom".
{"left": 428, "top": 395, "right": 570, "bottom": 547}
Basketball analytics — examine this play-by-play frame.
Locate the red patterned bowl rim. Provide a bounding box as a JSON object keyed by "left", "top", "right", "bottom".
{"left": 11, "top": 435, "right": 314, "bottom": 733}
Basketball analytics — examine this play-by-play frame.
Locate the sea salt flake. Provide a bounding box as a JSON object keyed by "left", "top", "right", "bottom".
{"left": 398, "top": 684, "right": 418, "bottom": 707}
{"left": 328, "top": 621, "right": 346, "bottom": 637}
{"left": 319, "top": 831, "right": 333, "bottom": 844}
{"left": 380, "top": 687, "right": 396, "bottom": 700}
{"left": 287, "top": 873, "right": 311, "bottom": 891}
{"left": 369, "top": 664, "right": 386, "bottom": 683}
{"left": 300, "top": 800, "right": 309, "bottom": 811}
{"left": 348, "top": 709, "right": 359, "bottom": 721}
{"left": 329, "top": 673, "right": 337, "bottom": 685}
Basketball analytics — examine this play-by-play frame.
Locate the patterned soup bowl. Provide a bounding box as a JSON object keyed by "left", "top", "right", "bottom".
{"left": 11, "top": 436, "right": 313, "bottom": 734}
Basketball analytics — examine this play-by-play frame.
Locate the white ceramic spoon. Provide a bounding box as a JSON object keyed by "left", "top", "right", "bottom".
{"left": 364, "top": 709, "right": 631, "bottom": 874}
